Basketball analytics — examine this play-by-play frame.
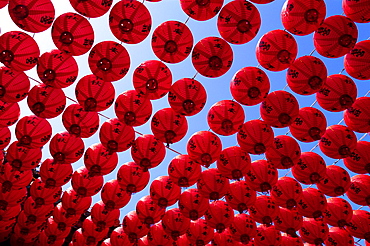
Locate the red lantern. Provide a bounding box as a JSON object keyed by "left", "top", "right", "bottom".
{"left": 266, "top": 135, "right": 301, "bottom": 169}
{"left": 230, "top": 66, "right": 270, "bottom": 106}
{"left": 274, "top": 208, "right": 302, "bottom": 238}
{"left": 245, "top": 160, "right": 278, "bottom": 192}
{"left": 347, "top": 174, "right": 370, "bottom": 206}
{"left": 109, "top": 0, "right": 151, "bottom": 44}
{"left": 88, "top": 41, "right": 130, "bottom": 82}
{"left": 6, "top": 141, "right": 42, "bottom": 171}
{"left": 133, "top": 60, "right": 172, "bottom": 100}
{"left": 212, "top": 230, "right": 236, "bottom": 246}
{"left": 324, "top": 197, "right": 353, "bottom": 228}
{"left": 344, "top": 141, "right": 370, "bottom": 174}
{"left": 152, "top": 21, "right": 193, "bottom": 63}
{"left": 23, "top": 196, "right": 54, "bottom": 223}
{"left": 12, "top": 223, "right": 40, "bottom": 244}
{"left": 344, "top": 40, "right": 370, "bottom": 80}
{"left": 27, "top": 83, "right": 66, "bottom": 119}
{"left": 130, "top": 134, "right": 166, "bottom": 171}
{"left": 81, "top": 217, "right": 109, "bottom": 244}
{"left": 344, "top": 97, "right": 370, "bottom": 133}
{"left": 299, "top": 218, "right": 329, "bottom": 245}
{"left": 346, "top": 210, "right": 370, "bottom": 242}
{"left": 75, "top": 74, "right": 115, "bottom": 112}
{"left": 237, "top": 119, "right": 274, "bottom": 154}
{"left": 168, "top": 154, "right": 201, "bottom": 187}
{"left": 147, "top": 222, "right": 174, "bottom": 246}
{"left": 228, "top": 214, "right": 257, "bottom": 244}
{"left": 281, "top": 0, "right": 326, "bottom": 36}
{"left": 117, "top": 161, "right": 150, "bottom": 193}
{"left": 180, "top": 0, "right": 224, "bottom": 21}
{"left": 161, "top": 208, "right": 191, "bottom": 240}
{"left": 205, "top": 200, "right": 234, "bottom": 233}
{"left": 62, "top": 104, "right": 99, "bottom": 138}
{"left": 0, "top": 186, "right": 26, "bottom": 210}
{"left": 342, "top": 0, "right": 370, "bottom": 23}
{"left": 122, "top": 211, "right": 149, "bottom": 242}
{"left": 69, "top": 0, "right": 112, "bottom": 18}
{"left": 0, "top": 204, "right": 20, "bottom": 222}
{"left": 61, "top": 187, "right": 92, "bottom": 217}
{"left": 287, "top": 56, "right": 327, "bottom": 95}
{"left": 319, "top": 125, "right": 357, "bottom": 159}
{"left": 37, "top": 49, "right": 78, "bottom": 89}
{"left": 44, "top": 217, "right": 70, "bottom": 242}
{"left": 178, "top": 188, "right": 209, "bottom": 221}
{"left": 168, "top": 78, "right": 207, "bottom": 116}
{"left": 99, "top": 118, "right": 135, "bottom": 153}
{"left": 289, "top": 107, "right": 327, "bottom": 142}
{"left": 51, "top": 12, "right": 94, "bottom": 56}
{"left": 208, "top": 100, "right": 245, "bottom": 136}
{"left": 0, "top": 101, "right": 20, "bottom": 127}
{"left": 150, "top": 176, "right": 180, "bottom": 208}
{"left": 261, "top": 90, "right": 299, "bottom": 128}
{"left": 101, "top": 179, "right": 131, "bottom": 210}
{"left": 39, "top": 158, "right": 72, "bottom": 188}
{"left": 91, "top": 200, "right": 120, "bottom": 231}
{"left": 256, "top": 29, "right": 297, "bottom": 71}
{"left": 248, "top": 195, "right": 278, "bottom": 226}
{"left": 217, "top": 0, "right": 261, "bottom": 44}
{"left": 313, "top": 15, "right": 358, "bottom": 58}
{"left": 225, "top": 180, "right": 256, "bottom": 213}
{"left": 187, "top": 130, "right": 222, "bottom": 168}
{"left": 197, "top": 168, "right": 230, "bottom": 200}
{"left": 0, "top": 67, "right": 30, "bottom": 103}
{"left": 217, "top": 146, "right": 251, "bottom": 180}
{"left": 110, "top": 227, "right": 132, "bottom": 246}
{"left": 325, "top": 227, "right": 354, "bottom": 246}
{"left": 115, "top": 90, "right": 152, "bottom": 127}
{"left": 8, "top": 0, "right": 55, "bottom": 33}
{"left": 151, "top": 107, "right": 188, "bottom": 145}
{"left": 15, "top": 115, "right": 52, "bottom": 149}
{"left": 49, "top": 131, "right": 84, "bottom": 164}
{"left": 136, "top": 195, "right": 165, "bottom": 225}
{"left": 30, "top": 178, "right": 62, "bottom": 206}
{"left": 281, "top": 233, "right": 303, "bottom": 246}
{"left": 292, "top": 151, "right": 326, "bottom": 184}
{"left": 84, "top": 143, "right": 118, "bottom": 176}
{"left": 0, "top": 163, "right": 32, "bottom": 192}
{"left": 0, "top": 1, "right": 8, "bottom": 9}
{"left": 254, "top": 225, "right": 281, "bottom": 246}
{"left": 297, "top": 188, "right": 327, "bottom": 218}
{"left": 317, "top": 165, "right": 350, "bottom": 197}
{"left": 0, "top": 31, "right": 39, "bottom": 71}
{"left": 53, "top": 203, "right": 80, "bottom": 230}
{"left": 37, "top": 231, "right": 64, "bottom": 246}
{"left": 71, "top": 166, "right": 103, "bottom": 197}
{"left": 186, "top": 219, "right": 214, "bottom": 245}
{"left": 192, "top": 36, "right": 233, "bottom": 78}
{"left": 317, "top": 74, "right": 357, "bottom": 112}
{"left": 271, "top": 177, "right": 303, "bottom": 209}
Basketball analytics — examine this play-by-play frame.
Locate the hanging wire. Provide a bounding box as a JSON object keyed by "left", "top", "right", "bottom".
{"left": 184, "top": 16, "right": 190, "bottom": 25}
{"left": 309, "top": 49, "right": 316, "bottom": 56}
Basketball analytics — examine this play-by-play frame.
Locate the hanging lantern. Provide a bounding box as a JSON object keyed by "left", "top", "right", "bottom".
{"left": 115, "top": 90, "right": 152, "bottom": 127}
{"left": 248, "top": 195, "right": 278, "bottom": 226}
{"left": 225, "top": 180, "right": 256, "bottom": 213}
{"left": 187, "top": 130, "right": 222, "bottom": 168}
{"left": 273, "top": 207, "right": 303, "bottom": 238}
{"left": 136, "top": 195, "right": 165, "bottom": 225}
{"left": 151, "top": 107, "right": 188, "bottom": 145}
{"left": 256, "top": 29, "right": 297, "bottom": 71}
{"left": 342, "top": 0, "right": 370, "bottom": 23}
{"left": 254, "top": 225, "right": 282, "bottom": 246}
{"left": 212, "top": 230, "right": 236, "bottom": 246}
{"left": 150, "top": 176, "right": 181, "bottom": 208}
{"left": 39, "top": 158, "right": 73, "bottom": 188}
{"left": 84, "top": 143, "right": 118, "bottom": 176}
{"left": 30, "top": 178, "right": 62, "bottom": 206}
{"left": 297, "top": 188, "right": 327, "bottom": 218}
{"left": 53, "top": 203, "right": 80, "bottom": 231}
{"left": 161, "top": 208, "right": 191, "bottom": 240}
{"left": 346, "top": 210, "right": 370, "bottom": 243}
{"left": 266, "top": 135, "right": 301, "bottom": 169}
{"left": 49, "top": 131, "right": 84, "bottom": 164}
{"left": 317, "top": 165, "right": 351, "bottom": 197}
{"left": 205, "top": 200, "right": 234, "bottom": 233}
{"left": 71, "top": 166, "right": 104, "bottom": 197}
{"left": 168, "top": 154, "right": 201, "bottom": 187}
{"left": 122, "top": 210, "right": 149, "bottom": 243}
{"left": 0, "top": 186, "right": 26, "bottom": 210}
{"left": 347, "top": 174, "right": 370, "bottom": 206}
{"left": 313, "top": 15, "right": 358, "bottom": 58}
{"left": 344, "top": 140, "right": 370, "bottom": 174}
{"left": 228, "top": 213, "right": 257, "bottom": 244}
{"left": 197, "top": 168, "right": 230, "bottom": 200}
{"left": 292, "top": 151, "right": 326, "bottom": 184}
{"left": 237, "top": 119, "right": 274, "bottom": 154}
{"left": 178, "top": 188, "right": 209, "bottom": 221}
{"left": 69, "top": 0, "right": 112, "bottom": 18}
{"left": 281, "top": 0, "right": 326, "bottom": 36}
{"left": 109, "top": 0, "right": 152, "bottom": 44}
{"left": 217, "top": 146, "right": 251, "bottom": 180}
{"left": 260, "top": 90, "right": 299, "bottom": 128}
{"left": 23, "top": 196, "right": 53, "bottom": 225}
{"left": 147, "top": 222, "right": 174, "bottom": 246}
{"left": 110, "top": 227, "right": 132, "bottom": 246}
{"left": 325, "top": 227, "right": 354, "bottom": 246}
{"left": 0, "top": 163, "right": 32, "bottom": 192}
{"left": 0, "top": 101, "right": 20, "bottom": 127}
{"left": 43, "top": 217, "right": 71, "bottom": 243}
{"left": 81, "top": 217, "right": 109, "bottom": 244}
{"left": 0, "top": 127, "right": 10, "bottom": 150}
{"left": 51, "top": 12, "right": 94, "bottom": 56}
{"left": 344, "top": 40, "right": 370, "bottom": 80}
{"left": 180, "top": 0, "right": 224, "bottom": 21}
{"left": 0, "top": 31, "right": 39, "bottom": 71}
{"left": 117, "top": 161, "right": 150, "bottom": 193}
{"left": 245, "top": 160, "right": 278, "bottom": 192}
{"left": 62, "top": 104, "right": 100, "bottom": 138}
{"left": 101, "top": 179, "right": 131, "bottom": 211}
{"left": 299, "top": 218, "right": 329, "bottom": 245}
{"left": 281, "top": 233, "right": 304, "bottom": 246}
{"left": 324, "top": 197, "right": 353, "bottom": 228}
{"left": 207, "top": 100, "right": 245, "bottom": 136}
{"left": 319, "top": 124, "right": 357, "bottom": 159}
{"left": 99, "top": 118, "right": 135, "bottom": 153}
{"left": 91, "top": 201, "right": 120, "bottom": 232}
{"left": 27, "top": 83, "right": 66, "bottom": 119}
{"left": 192, "top": 36, "right": 233, "bottom": 78}
{"left": 186, "top": 219, "right": 214, "bottom": 245}
{"left": 271, "top": 176, "right": 303, "bottom": 209}
{"left": 15, "top": 115, "right": 52, "bottom": 149}
{"left": 131, "top": 134, "right": 166, "bottom": 171}
{"left": 230, "top": 66, "right": 270, "bottom": 106}
{"left": 61, "top": 187, "right": 92, "bottom": 217}
{"left": 217, "top": 0, "right": 261, "bottom": 44}
{"left": 5, "top": 141, "right": 42, "bottom": 171}
{"left": 0, "top": 67, "right": 30, "bottom": 103}
{"left": 344, "top": 97, "right": 370, "bottom": 133}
